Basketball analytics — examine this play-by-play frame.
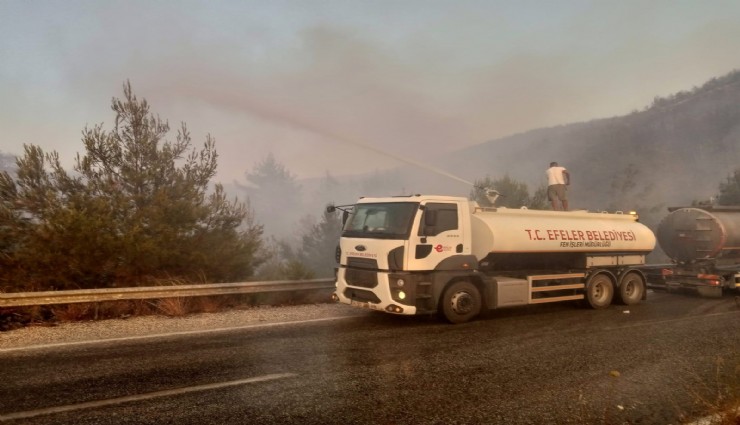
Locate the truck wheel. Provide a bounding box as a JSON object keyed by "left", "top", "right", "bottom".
{"left": 440, "top": 281, "right": 481, "bottom": 324}
{"left": 617, "top": 272, "right": 645, "bottom": 305}
{"left": 585, "top": 273, "right": 613, "bottom": 309}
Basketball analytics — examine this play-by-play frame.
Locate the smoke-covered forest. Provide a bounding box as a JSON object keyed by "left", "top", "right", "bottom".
{"left": 439, "top": 69, "right": 740, "bottom": 225}
{"left": 320, "top": 69, "right": 740, "bottom": 237}
{"left": 2, "top": 70, "right": 740, "bottom": 291}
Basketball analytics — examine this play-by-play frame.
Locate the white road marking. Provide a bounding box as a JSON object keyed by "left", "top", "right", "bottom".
{"left": 0, "top": 373, "right": 297, "bottom": 422}
{"left": 0, "top": 315, "right": 356, "bottom": 354}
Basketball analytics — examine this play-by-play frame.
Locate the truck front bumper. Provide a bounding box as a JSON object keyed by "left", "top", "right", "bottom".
{"left": 334, "top": 267, "right": 418, "bottom": 315}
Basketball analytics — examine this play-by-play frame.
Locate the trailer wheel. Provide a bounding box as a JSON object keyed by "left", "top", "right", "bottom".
{"left": 440, "top": 281, "right": 481, "bottom": 324}
{"left": 585, "top": 273, "right": 614, "bottom": 309}
{"left": 617, "top": 271, "right": 645, "bottom": 305}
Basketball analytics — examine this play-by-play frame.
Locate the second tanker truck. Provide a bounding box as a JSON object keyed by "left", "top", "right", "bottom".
{"left": 650, "top": 205, "right": 740, "bottom": 297}
{"left": 330, "top": 194, "right": 656, "bottom": 323}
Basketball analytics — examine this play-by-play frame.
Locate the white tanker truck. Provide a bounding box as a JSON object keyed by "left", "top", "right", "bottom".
{"left": 650, "top": 206, "right": 740, "bottom": 297}
{"left": 330, "top": 194, "right": 656, "bottom": 323}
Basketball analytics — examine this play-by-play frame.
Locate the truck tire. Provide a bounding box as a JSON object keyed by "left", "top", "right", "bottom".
{"left": 440, "top": 281, "right": 481, "bottom": 324}
{"left": 585, "top": 273, "right": 614, "bottom": 309}
{"left": 617, "top": 271, "right": 645, "bottom": 305}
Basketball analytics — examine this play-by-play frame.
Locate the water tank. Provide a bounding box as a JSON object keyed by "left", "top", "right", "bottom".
{"left": 656, "top": 207, "right": 740, "bottom": 262}
{"left": 470, "top": 207, "right": 656, "bottom": 259}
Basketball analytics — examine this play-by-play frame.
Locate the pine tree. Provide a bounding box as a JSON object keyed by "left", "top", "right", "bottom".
{"left": 718, "top": 168, "right": 740, "bottom": 205}
{"left": 299, "top": 209, "right": 342, "bottom": 277}
{"left": 239, "top": 153, "right": 303, "bottom": 238}
{"left": 0, "top": 82, "right": 262, "bottom": 290}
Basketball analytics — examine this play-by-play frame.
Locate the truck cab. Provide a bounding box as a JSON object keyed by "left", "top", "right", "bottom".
{"left": 334, "top": 196, "right": 474, "bottom": 316}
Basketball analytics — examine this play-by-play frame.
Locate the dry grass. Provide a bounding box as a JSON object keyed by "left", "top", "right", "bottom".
{"left": 52, "top": 300, "right": 144, "bottom": 321}
{"left": 569, "top": 365, "right": 740, "bottom": 425}
{"left": 245, "top": 289, "right": 334, "bottom": 308}
{"left": 25, "top": 305, "right": 51, "bottom": 323}
{"left": 680, "top": 356, "right": 740, "bottom": 425}
{"left": 130, "top": 299, "right": 156, "bottom": 316}
{"left": 2, "top": 287, "right": 335, "bottom": 330}
{"left": 98, "top": 301, "right": 136, "bottom": 319}
{"left": 192, "top": 296, "right": 225, "bottom": 313}
{"left": 52, "top": 303, "right": 93, "bottom": 322}
{"left": 155, "top": 297, "right": 189, "bottom": 317}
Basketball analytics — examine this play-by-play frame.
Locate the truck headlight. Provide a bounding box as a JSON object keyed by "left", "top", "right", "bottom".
{"left": 397, "top": 290, "right": 406, "bottom": 300}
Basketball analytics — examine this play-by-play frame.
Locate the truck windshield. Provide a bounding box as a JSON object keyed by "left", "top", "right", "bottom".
{"left": 343, "top": 202, "right": 419, "bottom": 239}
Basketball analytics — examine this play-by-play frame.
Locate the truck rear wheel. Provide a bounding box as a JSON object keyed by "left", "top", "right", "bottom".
{"left": 440, "top": 281, "right": 481, "bottom": 324}
{"left": 585, "top": 273, "right": 614, "bottom": 309}
{"left": 617, "top": 271, "right": 645, "bottom": 305}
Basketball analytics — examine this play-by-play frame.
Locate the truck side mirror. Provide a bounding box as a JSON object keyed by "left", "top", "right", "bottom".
{"left": 342, "top": 210, "right": 349, "bottom": 225}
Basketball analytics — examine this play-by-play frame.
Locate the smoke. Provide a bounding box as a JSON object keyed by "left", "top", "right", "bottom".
{"left": 3, "top": 0, "right": 740, "bottom": 187}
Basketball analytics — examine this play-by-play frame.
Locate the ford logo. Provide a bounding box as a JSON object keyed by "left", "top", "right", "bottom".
{"left": 355, "top": 245, "right": 366, "bottom": 252}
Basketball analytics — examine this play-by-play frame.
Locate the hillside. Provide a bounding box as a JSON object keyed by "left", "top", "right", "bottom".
{"left": 436, "top": 70, "right": 740, "bottom": 215}
{"left": 295, "top": 70, "right": 740, "bottom": 244}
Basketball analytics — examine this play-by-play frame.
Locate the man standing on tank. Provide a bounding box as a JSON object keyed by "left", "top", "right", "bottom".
{"left": 546, "top": 161, "right": 570, "bottom": 211}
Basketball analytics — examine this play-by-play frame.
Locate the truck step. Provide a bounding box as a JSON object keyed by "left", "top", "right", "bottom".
{"left": 531, "top": 283, "right": 585, "bottom": 292}
{"left": 529, "top": 294, "right": 584, "bottom": 304}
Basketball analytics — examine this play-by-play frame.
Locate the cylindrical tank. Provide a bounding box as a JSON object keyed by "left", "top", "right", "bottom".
{"left": 470, "top": 206, "right": 656, "bottom": 260}
{"left": 656, "top": 207, "right": 740, "bottom": 262}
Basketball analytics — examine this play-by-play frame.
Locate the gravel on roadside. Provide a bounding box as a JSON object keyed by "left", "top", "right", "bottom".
{"left": 0, "top": 303, "right": 363, "bottom": 349}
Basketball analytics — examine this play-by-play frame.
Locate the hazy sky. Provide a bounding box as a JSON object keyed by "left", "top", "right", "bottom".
{"left": 2, "top": 0, "right": 740, "bottom": 183}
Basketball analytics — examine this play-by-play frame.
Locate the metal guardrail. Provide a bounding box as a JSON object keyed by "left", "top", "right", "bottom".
{"left": 0, "top": 279, "right": 336, "bottom": 308}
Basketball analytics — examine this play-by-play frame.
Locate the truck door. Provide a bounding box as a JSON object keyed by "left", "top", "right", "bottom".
{"left": 410, "top": 202, "right": 464, "bottom": 271}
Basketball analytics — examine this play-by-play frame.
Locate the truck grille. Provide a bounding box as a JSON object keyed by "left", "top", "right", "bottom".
{"left": 345, "top": 257, "right": 378, "bottom": 288}
{"left": 347, "top": 257, "right": 378, "bottom": 269}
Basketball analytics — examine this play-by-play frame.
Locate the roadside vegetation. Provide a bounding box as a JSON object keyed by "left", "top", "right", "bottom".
{"left": 0, "top": 82, "right": 344, "bottom": 295}
{"left": 0, "top": 82, "right": 263, "bottom": 292}
{"left": 0, "top": 290, "right": 333, "bottom": 332}
{"left": 672, "top": 355, "right": 740, "bottom": 425}
{"left": 0, "top": 81, "right": 346, "bottom": 330}
{"left": 686, "top": 356, "right": 740, "bottom": 425}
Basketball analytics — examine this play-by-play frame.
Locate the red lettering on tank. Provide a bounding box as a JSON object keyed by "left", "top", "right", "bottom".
{"left": 527, "top": 228, "right": 641, "bottom": 243}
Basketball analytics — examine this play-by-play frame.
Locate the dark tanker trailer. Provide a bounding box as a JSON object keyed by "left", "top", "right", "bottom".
{"left": 651, "top": 206, "right": 740, "bottom": 297}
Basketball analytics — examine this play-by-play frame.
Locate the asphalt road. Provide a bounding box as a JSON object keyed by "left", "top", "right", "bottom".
{"left": 1, "top": 291, "right": 739, "bottom": 424}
